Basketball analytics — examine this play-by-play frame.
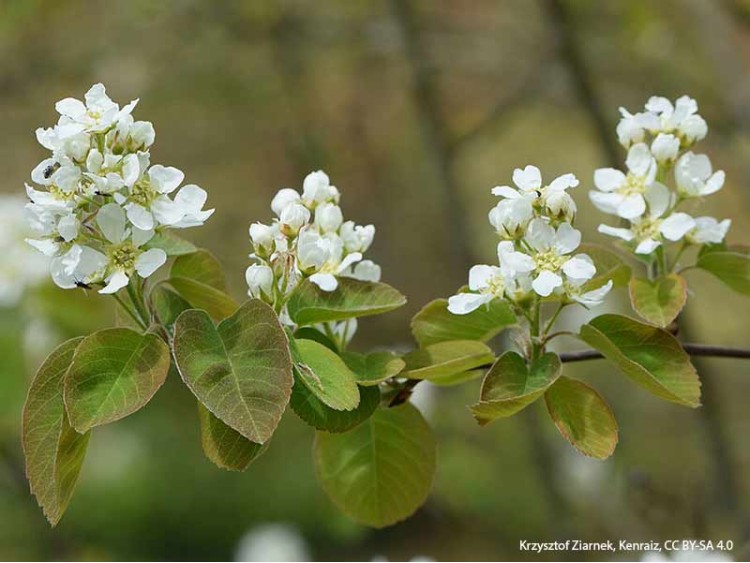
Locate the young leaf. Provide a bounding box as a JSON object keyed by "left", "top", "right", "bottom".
{"left": 401, "top": 340, "right": 494, "bottom": 380}
{"left": 151, "top": 286, "right": 192, "bottom": 327}
{"left": 579, "top": 314, "right": 701, "bottom": 407}
{"left": 544, "top": 376, "right": 618, "bottom": 459}
{"left": 287, "top": 278, "right": 406, "bottom": 325}
{"left": 342, "top": 351, "right": 405, "bottom": 386}
{"left": 410, "top": 298, "right": 516, "bottom": 347}
{"left": 64, "top": 328, "right": 171, "bottom": 433}
{"left": 143, "top": 231, "right": 198, "bottom": 256}
{"left": 294, "top": 339, "right": 360, "bottom": 411}
{"left": 628, "top": 274, "right": 687, "bottom": 327}
{"left": 22, "top": 337, "right": 89, "bottom": 526}
{"left": 197, "top": 403, "right": 266, "bottom": 471}
{"left": 578, "top": 243, "right": 632, "bottom": 290}
{"left": 171, "top": 249, "right": 227, "bottom": 291}
{"left": 470, "top": 351, "right": 561, "bottom": 425}
{"left": 314, "top": 403, "right": 436, "bottom": 528}
{"left": 168, "top": 249, "right": 237, "bottom": 320}
{"left": 173, "top": 300, "right": 293, "bottom": 444}
{"left": 428, "top": 368, "right": 485, "bottom": 387}
{"left": 695, "top": 250, "right": 750, "bottom": 296}
{"left": 168, "top": 277, "right": 238, "bottom": 321}
{"left": 291, "top": 381, "right": 380, "bottom": 433}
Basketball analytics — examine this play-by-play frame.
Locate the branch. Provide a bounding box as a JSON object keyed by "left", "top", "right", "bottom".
{"left": 560, "top": 343, "right": 750, "bottom": 363}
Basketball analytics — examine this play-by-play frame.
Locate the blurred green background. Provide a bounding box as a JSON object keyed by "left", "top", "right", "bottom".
{"left": 1, "top": 0, "right": 749, "bottom": 560}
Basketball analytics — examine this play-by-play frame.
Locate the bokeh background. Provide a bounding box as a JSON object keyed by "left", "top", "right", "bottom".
{"left": 1, "top": 0, "right": 749, "bottom": 561}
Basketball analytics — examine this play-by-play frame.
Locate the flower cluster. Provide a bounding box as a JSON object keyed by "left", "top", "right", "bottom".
{"left": 246, "top": 170, "right": 379, "bottom": 306}
{"left": 448, "top": 166, "right": 612, "bottom": 315}
{"left": 24, "top": 84, "right": 213, "bottom": 294}
{"left": 592, "top": 96, "right": 731, "bottom": 255}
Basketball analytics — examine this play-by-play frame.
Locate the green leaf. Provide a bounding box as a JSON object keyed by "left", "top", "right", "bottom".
{"left": 291, "top": 381, "right": 380, "bottom": 433}
{"left": 170, "top": 249, "right": 227, "bottom": 291}
{"left": 470, "top": 351, "right": 561, "bottom": 425}
{"left": 401, "top": 340, "right": 494, "bottom": 380}
{"left": 544, "top": 376, "right": 618, "bottom": 459}
{"left": 428, "top": 368, "right": 485, "bottom": 387}
{"left": 168, "top": 277, "right": 238, "bottom": 321}
{"left": 143, "top": 231, "right": 198, "bottom": 256}
{"left": 63, "top": 328, "right": 171, "bottom": 433}
{"left": 578, "top": 243, "right": 632, "bottom": 290}
{"left": 342, "top": 351, "right": 405, "bottom": 385}
{"left": 287, "top": 278, "right": 406, "bottom": 325}
{"left": 173, "top": 300, "right": 293, "bottom": 444}
{"left": 410, "top": 298, "right": 516, "bottom": 347}
{"left": 22, "top": 338, "right": 89, "bottom": 526}
{"left": 292, "top": 339, "right": 360, "bottom": 411}
{"left": 197, "top": 403, "right": 266, "bottom": 471}
{"left": 628, "top": 274, "right": 687, "bottom": 327}
{"left": 695, "top": 250, "right": 750, "bottom": 296}
{"left": 151, "top": 286, "right": 192, "bottom": 327}
{"left": 293, "top": 327, "right": 338, "bottom": 352}
{"left": 579, "top": 314, "right": 700, "bottom": 407}
{"left": 314, "top": 403, "right": 436, "bottom": 528}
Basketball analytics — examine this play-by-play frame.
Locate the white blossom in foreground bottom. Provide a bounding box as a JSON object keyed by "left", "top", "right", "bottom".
{"left": 525, "top": 220, "right": 596, "bottom": 297}
{"left": 93, "top": 203, "right": 166, "bottom": 293}
{"left": 568, "top": 279, "right": 613, "bottom": 308}
{"left": 598, "top": 184, "right": 695, "bottom": 254}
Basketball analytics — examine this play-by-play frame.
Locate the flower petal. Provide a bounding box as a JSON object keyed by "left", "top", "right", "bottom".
{"left": 532, "top": 270, "right": 563, "bottom": 297}
{"left": 135, "top": 248, "right": 167, "bottom": 278}
{"left": 309, "top": 272, "right": 338, "bottom": 292}
{"left": 447, "top": 293, "right": 491, "bottom": 315}
{"left": 618, "top": 194, "right": 646, "bottom": 219}
{"left": 659, "top": 213, "right": 695, "bottom": 241}
{"left": 513, "top": 165, "right": 542, "bottom": 191}
{"left": 97, "top": 203, "right": 127, "bottom": 243}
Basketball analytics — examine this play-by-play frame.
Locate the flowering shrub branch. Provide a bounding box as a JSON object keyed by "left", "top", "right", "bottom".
{"left": 19, "top": 86, "right": 750, "bottom": 529}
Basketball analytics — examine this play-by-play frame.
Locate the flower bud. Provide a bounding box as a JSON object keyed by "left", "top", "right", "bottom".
{"left": 249, "top": 222, "right": 275, "bottom": 255}
{"left": 651, "top": 133, "right": 679, "bottom": 163}
{"left": 302, "top": 170, "right": 338, "bottom": 207}
{"left": 351, "top": 260, "right": 381, "bottom": 282}
{"left": 245, "top": 264, "right": 274, "bottom": 300}
{"left": 340, "top": 221, "right": 375, "bottom": 253}
{"left": 279, "top": 203, "right": 310, "bottom": 235}
{"left": 271, "top": 188, "right": 301, "bottom": 217}
{"left": 315, "top": 203, "right": 343, "bottom": 233}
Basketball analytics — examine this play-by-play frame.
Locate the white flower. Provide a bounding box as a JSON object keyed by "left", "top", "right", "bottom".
{"left": 590, "top": 143, "right": 657, "bottom": 219}
{"left": 674, "top": 152, "right": 725, "bottom": 198}
{"left": 651, "top": 133, "right": 680, "bottom": 163}
{"left": 525, "top": 219, "right": 595, "bottom": 297}
{"left": 488, "top": 197, "right": 534, "bottom": 239}
{"left": 687, "top": 217, "right": 731, "bottom": 245}
{"left": 314, "top": 203, "right": 344, "bottom": 233}
{"left": 54, "top": 83, "right": 137, "bottom": 134}
{"left": 598, "top": 183, "right": 696, "bottom": 254}
{"left": 569, "top": 280, "right": 613, "bottom": 308}
{"left": 271, "top": 188, "right": 301, "bottom": 216}
{"left": 245, "top": 264, "right": 274, "bottom": 299}
{"left": 447, "top": 265, "right": 508, "bottom": 315}
{"left": 340, "top": 221, "right": 375, "bottom": 253}
{"left": 249, "top": 222, "right": 276, "bottom": 254}
{"left": 0, "top": 196, "right": 49, "bottom": 306}
{"left": 348, "top": 260, "right": 381, "bottom": 282}
{"left": 646, "top": 95, "right": 708, "bottom": 144}
{"left": 297, "top": 231, "right": 361, "bottom": 291}
{"left": 110, "top": 114, "right": 155, "bottom": 153}
{"left": 492, "top": 166, "right": 579, "bottom": 221}
{"left": 94, "top": 203, "right": 167, "bottom": 293}
{"left": 302, "top": 170, "right": 339, "bottom": 207}
{"left": 616, "top": 108, "right": 660, "bottom": 147}
{"left": 279, "top": 203, "right": 311, "bottom": 235}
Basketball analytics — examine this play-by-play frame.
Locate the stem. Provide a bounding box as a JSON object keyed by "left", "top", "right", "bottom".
{"left": 542, "top": 302, "right": 566, "bottom": 336}
{"left": 113, "top": 293, "right": 147, "bottom": 330}
{"left": 670, "top": 240, "right": 689, "bottom": 273}
{"left": 558, "top": 343, "right": 750, "bottom": 363}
